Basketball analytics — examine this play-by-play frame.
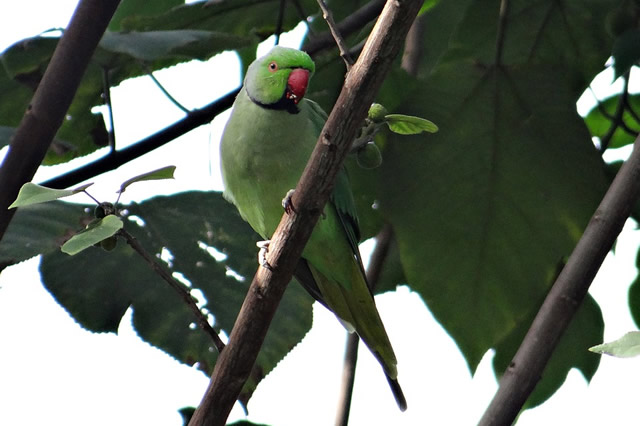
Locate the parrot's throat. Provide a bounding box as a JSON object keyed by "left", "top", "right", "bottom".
{"left": 248, "top": 92, "right": 301, "bottom": 114}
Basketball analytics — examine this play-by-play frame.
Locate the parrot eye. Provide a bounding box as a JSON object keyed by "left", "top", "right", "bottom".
{"left": 268, "top": 61, "right": 278, "bottom": 72}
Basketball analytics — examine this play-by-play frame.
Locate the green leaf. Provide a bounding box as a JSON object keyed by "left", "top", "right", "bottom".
{"left": 37, "top": 191, "right": 313, "bottom": 407}
{"left": 118, "top": 165, "right": 176, "bottom": 193}
{"left": 380, "top": 62, "right": 608, "bottom": 376}
{"left": 384, "top": 114, "right": 438, "bottom": 135}
{"left": 589, "top": 332, "right": 640, "bottom": 358}
{"left": 418, "top": 0, "right": 442, "bottom": 17}
{"left": 8, "top": 182, "right": 93, "bottom": 209}
{"left": 61, "top": 215, "right": 124, "bottom": 255}
{"left": 0, "top": 201, "right": 88, "bottom": 270}
{"left": 99, "top": 30, "right": 251, "bottom": 63}
{"left": 122, "top": 0, "right": 319, "bottom": 36}
{"left": 108, "top": 0, "right": 183, "bottom": 32}
{"left": 612, "top": 29, "right": 640, "bottom": 78}
{"left": 583, "top": 93, "right": 640, "bottom": 150}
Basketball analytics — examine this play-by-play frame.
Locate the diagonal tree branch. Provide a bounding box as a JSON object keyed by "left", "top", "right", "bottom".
{"left": 40, "top": 89, "right": 238, "bottom": 190}
{"left": 479, "top": 135, "right": 640, "bottom": 425}
{"left": 187, "top": 1, "right": 425, "bottom": 425}
{"left": 0, "top": 0, "right": 122, "bottom": 243}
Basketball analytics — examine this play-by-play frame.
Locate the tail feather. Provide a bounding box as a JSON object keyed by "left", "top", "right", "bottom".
{"left": 386, "top": 375, "right": 407, "bottom": 412}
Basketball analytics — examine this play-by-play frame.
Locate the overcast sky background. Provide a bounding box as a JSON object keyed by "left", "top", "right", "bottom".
{"left": 1, "top": 2, "right": 640, "bottom": 425}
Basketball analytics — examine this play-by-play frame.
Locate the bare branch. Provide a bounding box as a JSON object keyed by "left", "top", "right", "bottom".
{"left": 39, "top": 89, "right": 239, "bottom": 190}
{"left": 0, "top": 0, "right": 122, "bottom": 243}
{"left": 145, "top": 64, "right": 191, "bottom": 114}
{"left": 316, "top": 0, "right": 354, "bottom": 69}
{"left": 479, "top": 134, "right": 640, "bottom": 425}
{"left": 303, "top": 0, "right": 385, "bottom": 55}
{"left": 101, "top": 67, "right": 117, "bottom": 152}
{"left": 119, "top": 228, "right": 225, "bottom": 354}
{"left": 187, "top": 1, "right": 425, "bottom": 425}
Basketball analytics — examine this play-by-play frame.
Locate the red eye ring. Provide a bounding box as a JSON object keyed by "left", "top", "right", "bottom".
{"left": 268, "top": 61, "right": 278, "bottom": 72}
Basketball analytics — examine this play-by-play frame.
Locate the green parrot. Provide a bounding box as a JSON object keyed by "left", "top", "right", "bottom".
{"left": 220, "top": 46, "right": 406, "bottom": 411}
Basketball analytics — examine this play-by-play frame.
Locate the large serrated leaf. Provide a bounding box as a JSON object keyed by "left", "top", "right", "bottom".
{"left": 0, "top": 201, "right": 89, "bottom": 270}
{"left": 379, "top": 55, "right": 609, "bottom": 412}
{"left": 122, "top": 0, "right": 319, "bottom": 37}
{"left": 99, "top": 30, "right": 251, "bottom": 63}
{"left": 34, "top": 191, "right": 312, "bottom": 406}
{"left": 108, "top": 0, "right": 184, "bottom": 32}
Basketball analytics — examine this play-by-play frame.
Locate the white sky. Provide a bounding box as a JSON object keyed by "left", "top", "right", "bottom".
{"left": 1, "top": 2, "right": 640, "bottom": 425}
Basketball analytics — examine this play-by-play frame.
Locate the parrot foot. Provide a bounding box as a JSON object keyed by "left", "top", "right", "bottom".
{"left": 256, "top": 240, "right": 273, "bottom": 270}
{"left": 282, "top": 189, "right": 296, "bottom": 214}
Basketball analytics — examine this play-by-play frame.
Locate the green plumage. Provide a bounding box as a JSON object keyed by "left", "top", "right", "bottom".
{"left": 220, "top": 46, "right": 405, "bottom": 410}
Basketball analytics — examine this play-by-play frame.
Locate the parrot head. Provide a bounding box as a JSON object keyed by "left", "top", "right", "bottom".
{"left": 244, "top": 46, "right": 315, "bottom": 113}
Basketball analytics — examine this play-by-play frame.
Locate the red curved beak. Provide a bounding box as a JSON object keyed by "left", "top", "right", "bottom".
{"left": 286, "top": 68, "right": 310, "bottom": 104}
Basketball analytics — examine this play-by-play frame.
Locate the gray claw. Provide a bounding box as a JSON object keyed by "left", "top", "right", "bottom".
{"left": 282, "top": 189, "right": 296, "bottom": 215}
{"left": 256, "top": 240, "right": 273, "bottom": 270}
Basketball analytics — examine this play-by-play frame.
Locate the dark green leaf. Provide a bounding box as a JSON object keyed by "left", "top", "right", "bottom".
{"left": 99, "top": 30, "right": 251, "bottom": 63}
{"left": 612, "top": 30, "right": 640, "bottom": 78}
{"left": 36, "top": 191, "right": 312, "bottom": 406}
{"left": 583, "top": 93, "right": 640, "bottom": 150}
{"left": 122, "top": 0, "right": 318, "bottom": 37}
{"left": 380, "top": 62, "right": 608, "bottom": 374}
{"left": 109, "top": 0, "right": 184, "bottom": 32}
{"left": 0, "top": 201, "right": 89, "bottom": 270}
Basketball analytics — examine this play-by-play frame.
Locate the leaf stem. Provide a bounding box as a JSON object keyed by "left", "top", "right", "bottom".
{"left": 119, "top": 228, "right": 226, "bottom": 354}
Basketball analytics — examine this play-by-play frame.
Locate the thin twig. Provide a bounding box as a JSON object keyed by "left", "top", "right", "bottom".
{"left": 479, "top": 134, "right": 640, "bottom": 425}
{"left": 316, "top": 0, "right": 354, "bottom": 69}
{"left": 40, "top": 89, "right": 239, "bottom": 190}
{"left": 291, "top": 0, "right": 315, "bottom": 37}
{"left": 624, "top": 93, "right": 640, "bottom": 126}
{"left": 119, "top": 228, "right": 226, "bottom": 354}
{"left": 303, "top": 0, "right": 385, "bottom": 56}
{"left": 494, "top": 0, "right": 510, "bottom": 66}
{"left": 101, "top": 67, "right": 116, "bottom": 152}
{"left": 600, "top": 73, "right": 630, "bottom": 152}
{"left": 145, "top": 63, "right": 190, "bottom": 114}
{"left": 274, "top": 0, "right": 286, "bottom": 45}
{"left": 187, "top": 2, "right": 424, "bottom": 425}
